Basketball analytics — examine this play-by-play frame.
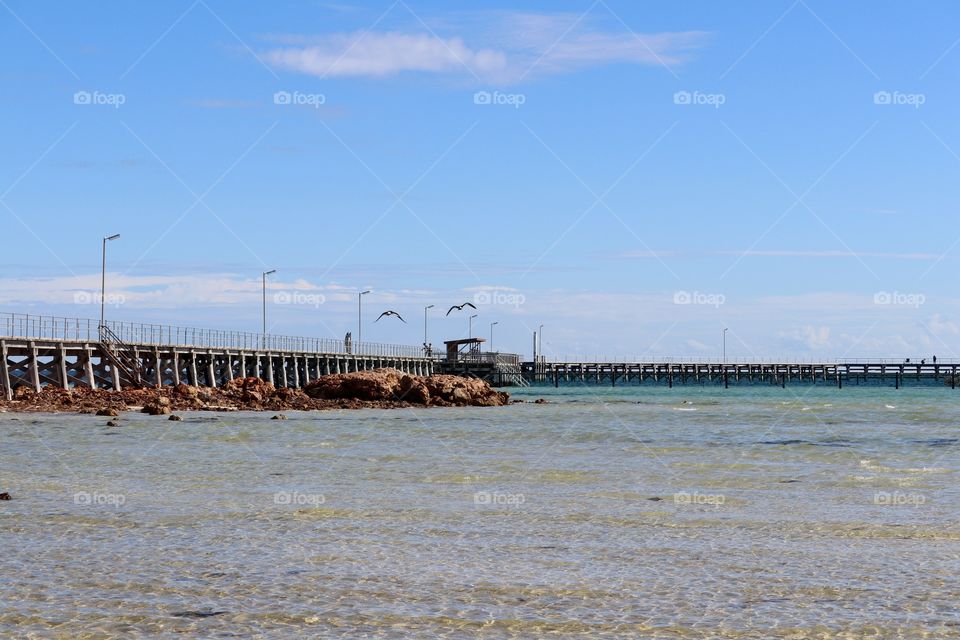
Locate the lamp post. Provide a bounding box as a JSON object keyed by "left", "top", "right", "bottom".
{"left": 99, "top": 234, "right": 120, "bottom": 333}
{"left": 424, "top": 304, "right": 434, "bottom": 349}
{"left": 490, "top": 321, "right": 498, "bottom": 352}
{"left": 538, "top": 324, "right": 544, "bottom": 362}
{"left": 262, "top": 269, "right": 277, "bottom": 335}
{"left": 358, "top": 290, "right": 371, "bottom": 345}
{"left": 469, "top": 314, "right": 478, "bottom": 338}
{"left": 723, "top": 328, "right": 728, "bottom": 364}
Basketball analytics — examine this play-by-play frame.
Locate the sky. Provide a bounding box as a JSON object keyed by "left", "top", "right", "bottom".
{"left": 2, "top": 0, "right": 960, "bottom": 361}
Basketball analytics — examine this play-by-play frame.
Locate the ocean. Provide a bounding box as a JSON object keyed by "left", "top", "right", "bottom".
{"left": 2, "top": 384, "right": 959, "bottom": 638}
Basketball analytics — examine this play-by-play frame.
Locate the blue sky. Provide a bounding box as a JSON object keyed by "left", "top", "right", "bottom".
{"left": 3, "top": 1, "right": 960, "bottom": 360}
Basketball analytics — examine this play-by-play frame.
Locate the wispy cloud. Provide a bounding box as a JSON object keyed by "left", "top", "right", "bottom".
{"left": 266, "top": 31, "right": 507, "bottom": 79}
{"left": 262, "top": 12, "right": 708, "bottom": 83}
{"left": 779, "top": 324, "right": 832, "bottom": 351}
{"left": 616, "top": 249, "right": 947, "bottom": 261}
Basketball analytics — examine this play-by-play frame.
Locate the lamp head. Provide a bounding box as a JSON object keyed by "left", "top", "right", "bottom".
{"left": 105, "top": 234, "right": 120, "bottom": 241}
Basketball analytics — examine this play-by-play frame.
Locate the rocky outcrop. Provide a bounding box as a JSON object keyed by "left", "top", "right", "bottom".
{"left": 0, "top": 370, "right": 510, "bottom": 413}
{"left": 305, "top": 368, "right": 509, "bottom": 407}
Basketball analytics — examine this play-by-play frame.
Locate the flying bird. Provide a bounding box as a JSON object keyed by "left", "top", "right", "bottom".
{"left": 446, "top": 302, "right": 477, "bottom": 316}
{"left": 376, "top": 310, "right": 406, "bottom": 323}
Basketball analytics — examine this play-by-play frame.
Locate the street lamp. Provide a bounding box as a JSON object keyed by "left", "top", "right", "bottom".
{"left": 490, "top": 321, "right": 499, "bottom": 351}
{"left": 723, "top": 328, "right": 728, "bottom": 364}
{"left": 538, "top": 324, "right": 544, "bottom": 362}
{"left": 469, "top": 314, "right": 478, "bottom": 338}
{"left": 358, "top": 290, "right": 371, "bottom": 344}
{"left": 424, "top": 304, "right": 434, "bottom": 348}
{"left": 99, "top": 234, "right": 120, "bottom": 333}
{"left": 262, "top": 269, "right": 277, "bottom": 335}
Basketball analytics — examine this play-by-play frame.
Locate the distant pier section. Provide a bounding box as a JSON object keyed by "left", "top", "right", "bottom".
{"left": 524, "top": 359, "right": 960, "bottom": 388}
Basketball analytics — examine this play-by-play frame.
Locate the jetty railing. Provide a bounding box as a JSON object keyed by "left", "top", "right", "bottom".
{"left": 535, "top": 354, "right": 960, "bottom": 365}
{"left": 450, "top": 351, "right": 521, "bottom": 365}
{"left": 0, "top": 312, "right": 428, "bottom": 358}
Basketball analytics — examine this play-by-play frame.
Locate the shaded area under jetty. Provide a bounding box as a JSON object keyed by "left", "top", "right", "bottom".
{"left": 0, "top": 368, "right": 510, "bottom": 414}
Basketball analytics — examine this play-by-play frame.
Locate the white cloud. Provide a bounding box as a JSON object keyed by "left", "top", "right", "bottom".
{"left": 262, "top": 13, "right": 707, "bottom": 83}
{"left": 927, "top": 313, "right": 959, "bottom": 336}
{"left": 266, "top": 31, "right": 507, "bottom": 79}
{"left": 780, "top": 325, "right": 832, "bottom": 351}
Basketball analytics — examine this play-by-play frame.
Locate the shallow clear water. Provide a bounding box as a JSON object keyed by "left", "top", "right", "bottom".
{"left": 2, "top": 385, "right": 960, "bottom": 638}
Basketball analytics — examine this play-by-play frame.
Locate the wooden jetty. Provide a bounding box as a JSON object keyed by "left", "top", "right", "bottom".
{"left": 5, "top": 312, "right": 957, "bottom": 396}
{"left": 0, "top": 313, "right": 433, "bottom": 399}
{"left": 522, "top": 360, "right": 960, "bottom": 388}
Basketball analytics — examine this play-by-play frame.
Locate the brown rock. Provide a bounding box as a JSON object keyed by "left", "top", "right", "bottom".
{"left": 12, "top": 386, "right": 35, "bottom": 401}
{"left": 96, "top": 408, "right": 119, "bottom": 417}
{"left": 225, "top": 377, "right": 275, "bottom": 400}
{"left": 106, "top": 420, "right": 120, "bottom": 427}
{"left": 0, "top": 492, "right": 10, "bottom": 501}
{"left": 399, "top": 376, "right": 431, "bottom": 405}
{"left": 142, "top": 403, "right": 172, "bottom": 416}
{"left": 271, "top": 414, "right": 287, "bottom": 420}
{"left": 174, "top": 384, "right": 199, "bottom": 398}
{"left": 305, "top": 368, "right": 405, "bottom": 402}
{"left": 169, "top": 414, "right": 183, "bottom": 421}
{"left": 305, "top": 368, "right": 509, "bottom": 407}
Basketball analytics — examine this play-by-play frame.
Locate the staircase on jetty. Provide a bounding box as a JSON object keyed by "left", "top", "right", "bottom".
{"left": 98, "top": 324, "right": 149, "bottom": 388}
{"left": 523, "top": 359, "right": 960, "bottom": 388}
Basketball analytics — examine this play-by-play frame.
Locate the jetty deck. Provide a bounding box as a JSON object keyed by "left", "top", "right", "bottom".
{"left": 0, "top": 313, "right": 433, "bottom": 399}
{"left": 523, "top": 360, "right": 960, "bottom": 387}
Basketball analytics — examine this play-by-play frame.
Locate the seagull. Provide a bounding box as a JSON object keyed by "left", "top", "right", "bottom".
{"left": 445, "top": 302, "right": 477, "bottom": 316}
{"left": 376, "top": 310, "right": 406, "bottom": 323}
